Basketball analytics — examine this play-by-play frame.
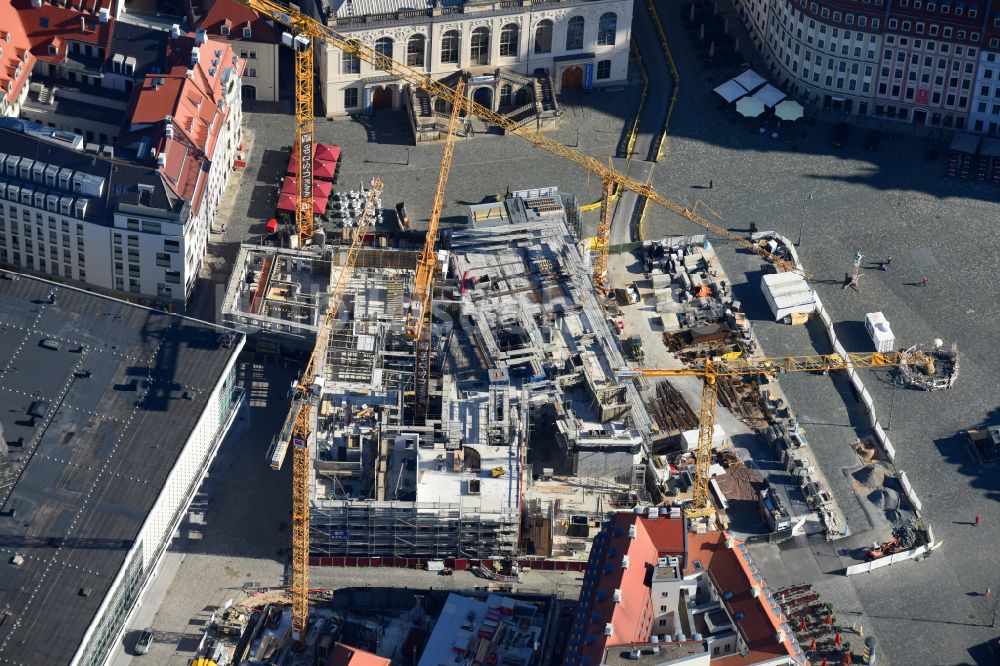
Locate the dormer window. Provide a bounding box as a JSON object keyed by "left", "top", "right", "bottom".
{"left": 243, "top": 26, "right": 252, "bottom": 39}
{"left": 48, "top": 44, "right": 57, "bottom": 56}
{"left": 220, "top": 25, "right": 230, "bottom": 36}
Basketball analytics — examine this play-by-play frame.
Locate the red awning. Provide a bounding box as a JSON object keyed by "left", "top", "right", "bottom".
{"left": 315, "top": 143, "right": 341, "bottom": 164}
{"left": 266, "top": 218, "right": 278, "bottom": 232}
{"left": 276, "top": 192, "right": 296, "bottom": 211}
{"left": 312, "top": 194, "right": 329, "bottom": 215}
{"left": 314, "top": 159, "right": 337, "bottom": 180}
{"left": 282, "top": 176, "right": 333, "bottom": 197}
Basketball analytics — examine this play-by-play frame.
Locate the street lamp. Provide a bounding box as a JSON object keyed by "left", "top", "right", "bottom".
{"left": 797, "top": 194, "right": 812, "bottom": 246}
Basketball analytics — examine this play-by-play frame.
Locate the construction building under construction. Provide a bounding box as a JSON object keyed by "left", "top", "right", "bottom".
{"left": 227, "top": 187, "right": 656, "bottom": 565}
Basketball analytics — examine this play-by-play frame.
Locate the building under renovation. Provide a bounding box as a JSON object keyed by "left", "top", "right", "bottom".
{"left": 229, "top": 187, "right": 655, "bottom": 564}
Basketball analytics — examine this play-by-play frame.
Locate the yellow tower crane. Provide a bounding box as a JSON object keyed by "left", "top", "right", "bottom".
{"left": 236, "top": 0, "right": 803, "bottom": 277}
{"left": 616, "top": 350, "right": 932, "bottom": 518}
{"left": 286, "top": 179, "right": 383, "bottom": 644}
{"left": 404, "top": 80, "right": 466, "bottom": 422}
{"left": 404, "top": 79, "right": 466, "bottom": 344}
{"left": 231, "top": 0, "right": 810, "bottom": 641}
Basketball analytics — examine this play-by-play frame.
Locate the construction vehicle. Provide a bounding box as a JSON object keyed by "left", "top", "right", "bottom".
{"left": 230, "top": 0, "right": 807, "bottom": 643}
{"left": 616, "top": 350, "right": 932, "bottom": 518}
{"left": 865, "top": 537, "right": 901, "bottom": 560}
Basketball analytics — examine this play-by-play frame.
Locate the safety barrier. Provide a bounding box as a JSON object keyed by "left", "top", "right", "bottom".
{"left": 844, "top": 542, "right": 933, "bottom": 576}
{"left": 763, "top": 233, "right": 926, "bottom": 517}
{"left": 579, "top": 39, "right": 649, "bottom": 213}
{"left": 647, "top": 0, "right": 680, "bottom": 161}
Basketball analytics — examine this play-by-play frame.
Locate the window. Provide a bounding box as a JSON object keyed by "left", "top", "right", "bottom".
{"left": 344, "top": 87, "right": 358, "bottom": 108}
{"left": 596, "top": 59, "right": 611, "bottom": 79}
{"left": 220, "top": 24, "right": 230, "bottom": 36}
{"left": 598, "top": 13, "right": 617, "bottom": 46}
{"left": 499, "top": 24, "right": 519, "bottom": 57}
{"left": 534, "top": 20, "right": 553, "bottom": 54}
{"left": 566, "top": 16, "right": 585, "bottom": 51}
{"left": 499, "top": 84, "right": 512, "bottom": 107}
{"left": 243, "top": 27, "right": 252, "bottom": 38}
{"left": 407, "top": 34, "right": 426, "bottom": 67}
{"left": 341, "top": 51, "right": 359, "bottom": 74}
{"left": 166, "top": 270, "right": 180, "bottom": 284}
{"left": 441, "top": 30, "right": 459, "bottom": 64}
{"left": 164, "top": 239, "right": 180, "bottom": 253}
{"left": 246, "top": 68, "right": 257, "bottom": 78}
{"left": 888, "top": 18, "right": 898, "bottom": 29}
{"left": 375, "top": 37, "right": 393, "bottom": 58}
{"left": 156, "top": 252, "right": 171, "bottom": 267}
{"left": 471, "top": 27, "right": 489, "bottom": 65}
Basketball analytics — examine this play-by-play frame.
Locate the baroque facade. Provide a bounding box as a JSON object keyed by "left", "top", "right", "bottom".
{"left": 737, "top": 0, "right": 1000, "bottom": 134}
{"left": 316, "top": 0, "right": 633, "bottom": 116}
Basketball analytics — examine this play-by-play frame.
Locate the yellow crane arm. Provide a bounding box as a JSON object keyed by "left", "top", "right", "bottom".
{"left": 288, "top": 178, "right": 383, "bottom": 645}
{"left": 235, "top": 0, "right": 799, "bottom": 275}
{"left": 405, "top": 80, "right": 466, "bottom": 340}
{"left": 617, "top": 349, "right": 932, "bottom": 518}
{"left": 616, "top": 350, "right": 932, "bottom": 380}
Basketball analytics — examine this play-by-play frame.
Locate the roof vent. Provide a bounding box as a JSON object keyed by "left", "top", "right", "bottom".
{"left": 627, "top": 524, "right": 636, "bottom": 539}
{"left": 621, "top": 555, "right": 629, "bottom": 570}
{"left": 79, "top": 587, "right": 92, "bottom": 597}
{"left": 613, "top": 588, "right": 622, "bottom": 603}
{"left": 191, "top": 49, "right": 200, "bottom": 65}
{"left": 722, "top": 591, "right": 734, "bottom": 601}
{"left": 9, "top": 555, "right": 23, "bottom": 566}
{"left": 604, "top": 623, "right": 613, "bottom": 637}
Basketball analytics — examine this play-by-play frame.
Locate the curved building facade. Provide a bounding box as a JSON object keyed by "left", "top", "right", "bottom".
{"left": 737, "top": 0, "right": 1000, "bottom": 134}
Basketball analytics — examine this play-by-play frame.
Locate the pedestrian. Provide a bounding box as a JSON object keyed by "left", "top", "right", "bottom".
{"left": 976, "top": 515, "right": 982, "bottom": 526}
{"left": 886, "top": 255, "right": 892, "bottom": 268}
{"left": 920, "top": 276, "right": 928, "bottom": 287}
{"left": 709, "top": 179, "right": 713, "bottom": 189}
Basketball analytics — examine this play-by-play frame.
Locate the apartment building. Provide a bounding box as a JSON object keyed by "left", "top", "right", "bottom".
{"left": 0, "top": 1, "right": 35, "bottom": 117}
{"left": 0, "top": 34, "right": 242, "bottom": 306}
{"left": 317, "top": 0, "right": 633, "bottom": 116}
{"left": 737, "top": 0, "right": 1000, "bottom": 133}
{"left": 969, "top": 13, "right": 1000, "bottom": 134}
{"left": 740, "top": 0, "right": 884, "bottom": 114}
{"left": 196, "top": 0, "right": 282, "bottom": 102}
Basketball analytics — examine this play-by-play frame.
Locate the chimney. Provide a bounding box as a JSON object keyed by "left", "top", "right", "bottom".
{"left": 164, "top": 116, "right": 173, "bottom": 138}
{"left": 191, "top": 48, "right": 200, "bottom": 64}
{"left": 195, "top": 29, "right": 207, "bottom": 45}
{"left": 156, "top": 153, "right": 166, "bottom": 167}
{"left": 170, "top": 23, "right": 180, "bottom": 39}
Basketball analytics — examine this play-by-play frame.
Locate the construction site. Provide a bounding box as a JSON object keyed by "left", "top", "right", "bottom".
{"left": 222, "top": 186, "right": 658, "bottom": 566}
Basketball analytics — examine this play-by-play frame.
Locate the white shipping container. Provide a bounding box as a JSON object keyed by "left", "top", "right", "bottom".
{"left": 760, "top": 273, "right": 816, "bottom": 321}
{"left": 865, "top": 312, "right": 895, "bottom": 352}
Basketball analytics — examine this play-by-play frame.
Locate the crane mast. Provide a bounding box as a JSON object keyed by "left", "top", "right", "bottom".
{"left": 288, "top": 179, "right": 383, "bottom": 645}
{"left": 405, "top": 80, "right": 466, "bottom": 342}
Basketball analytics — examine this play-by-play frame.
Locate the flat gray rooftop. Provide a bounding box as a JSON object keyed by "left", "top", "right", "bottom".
{"left": 0, "top": 271, "right": 242, "bottom": 665}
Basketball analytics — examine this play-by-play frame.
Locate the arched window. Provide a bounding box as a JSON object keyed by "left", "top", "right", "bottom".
{"left": 375, "top": 37, "right": 393, "bottom": 58}
{"left": 499, "top": 83, "right": 513, "bottom": 107}
{"left": 499, "top": 24, "right": 519, "bottom": 57}
{"left": 597, "top": 12, "right": 617, "bottom": 46}
{"left": 407, "top": 34, "right": 426, "bottom": 67}
{"left": 566, "top": 16, "right": 584, "bottom": 51}
{"left": 441, "top": 30, "right": 459, "bottom": 64}
{"left": 534, "top": 20, "right": 553, "bottom": 54}
{"left": 471, "top": 27, "right": 490, "bottom": 65}
{"left": 434, "top": 98, "right": 449, "bottom": 114}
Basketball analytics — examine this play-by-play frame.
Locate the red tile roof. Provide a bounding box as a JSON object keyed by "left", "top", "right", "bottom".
{"left": 0, "top": 1, "right": 34, "bottom": 104}
{"left": 568, "top": 513, "right": 799, "bottom": 666}
{"left": 14, "top": 0, "right": 114, "bottom": 64}
{"left": 197, "top": 0, "right": 279, "bottom": 43}
{"left": 326, "top": 643, "right": 390, "bottom": 666}
{"left": 125, "top": 34, "right": 242, "bottom": 210}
